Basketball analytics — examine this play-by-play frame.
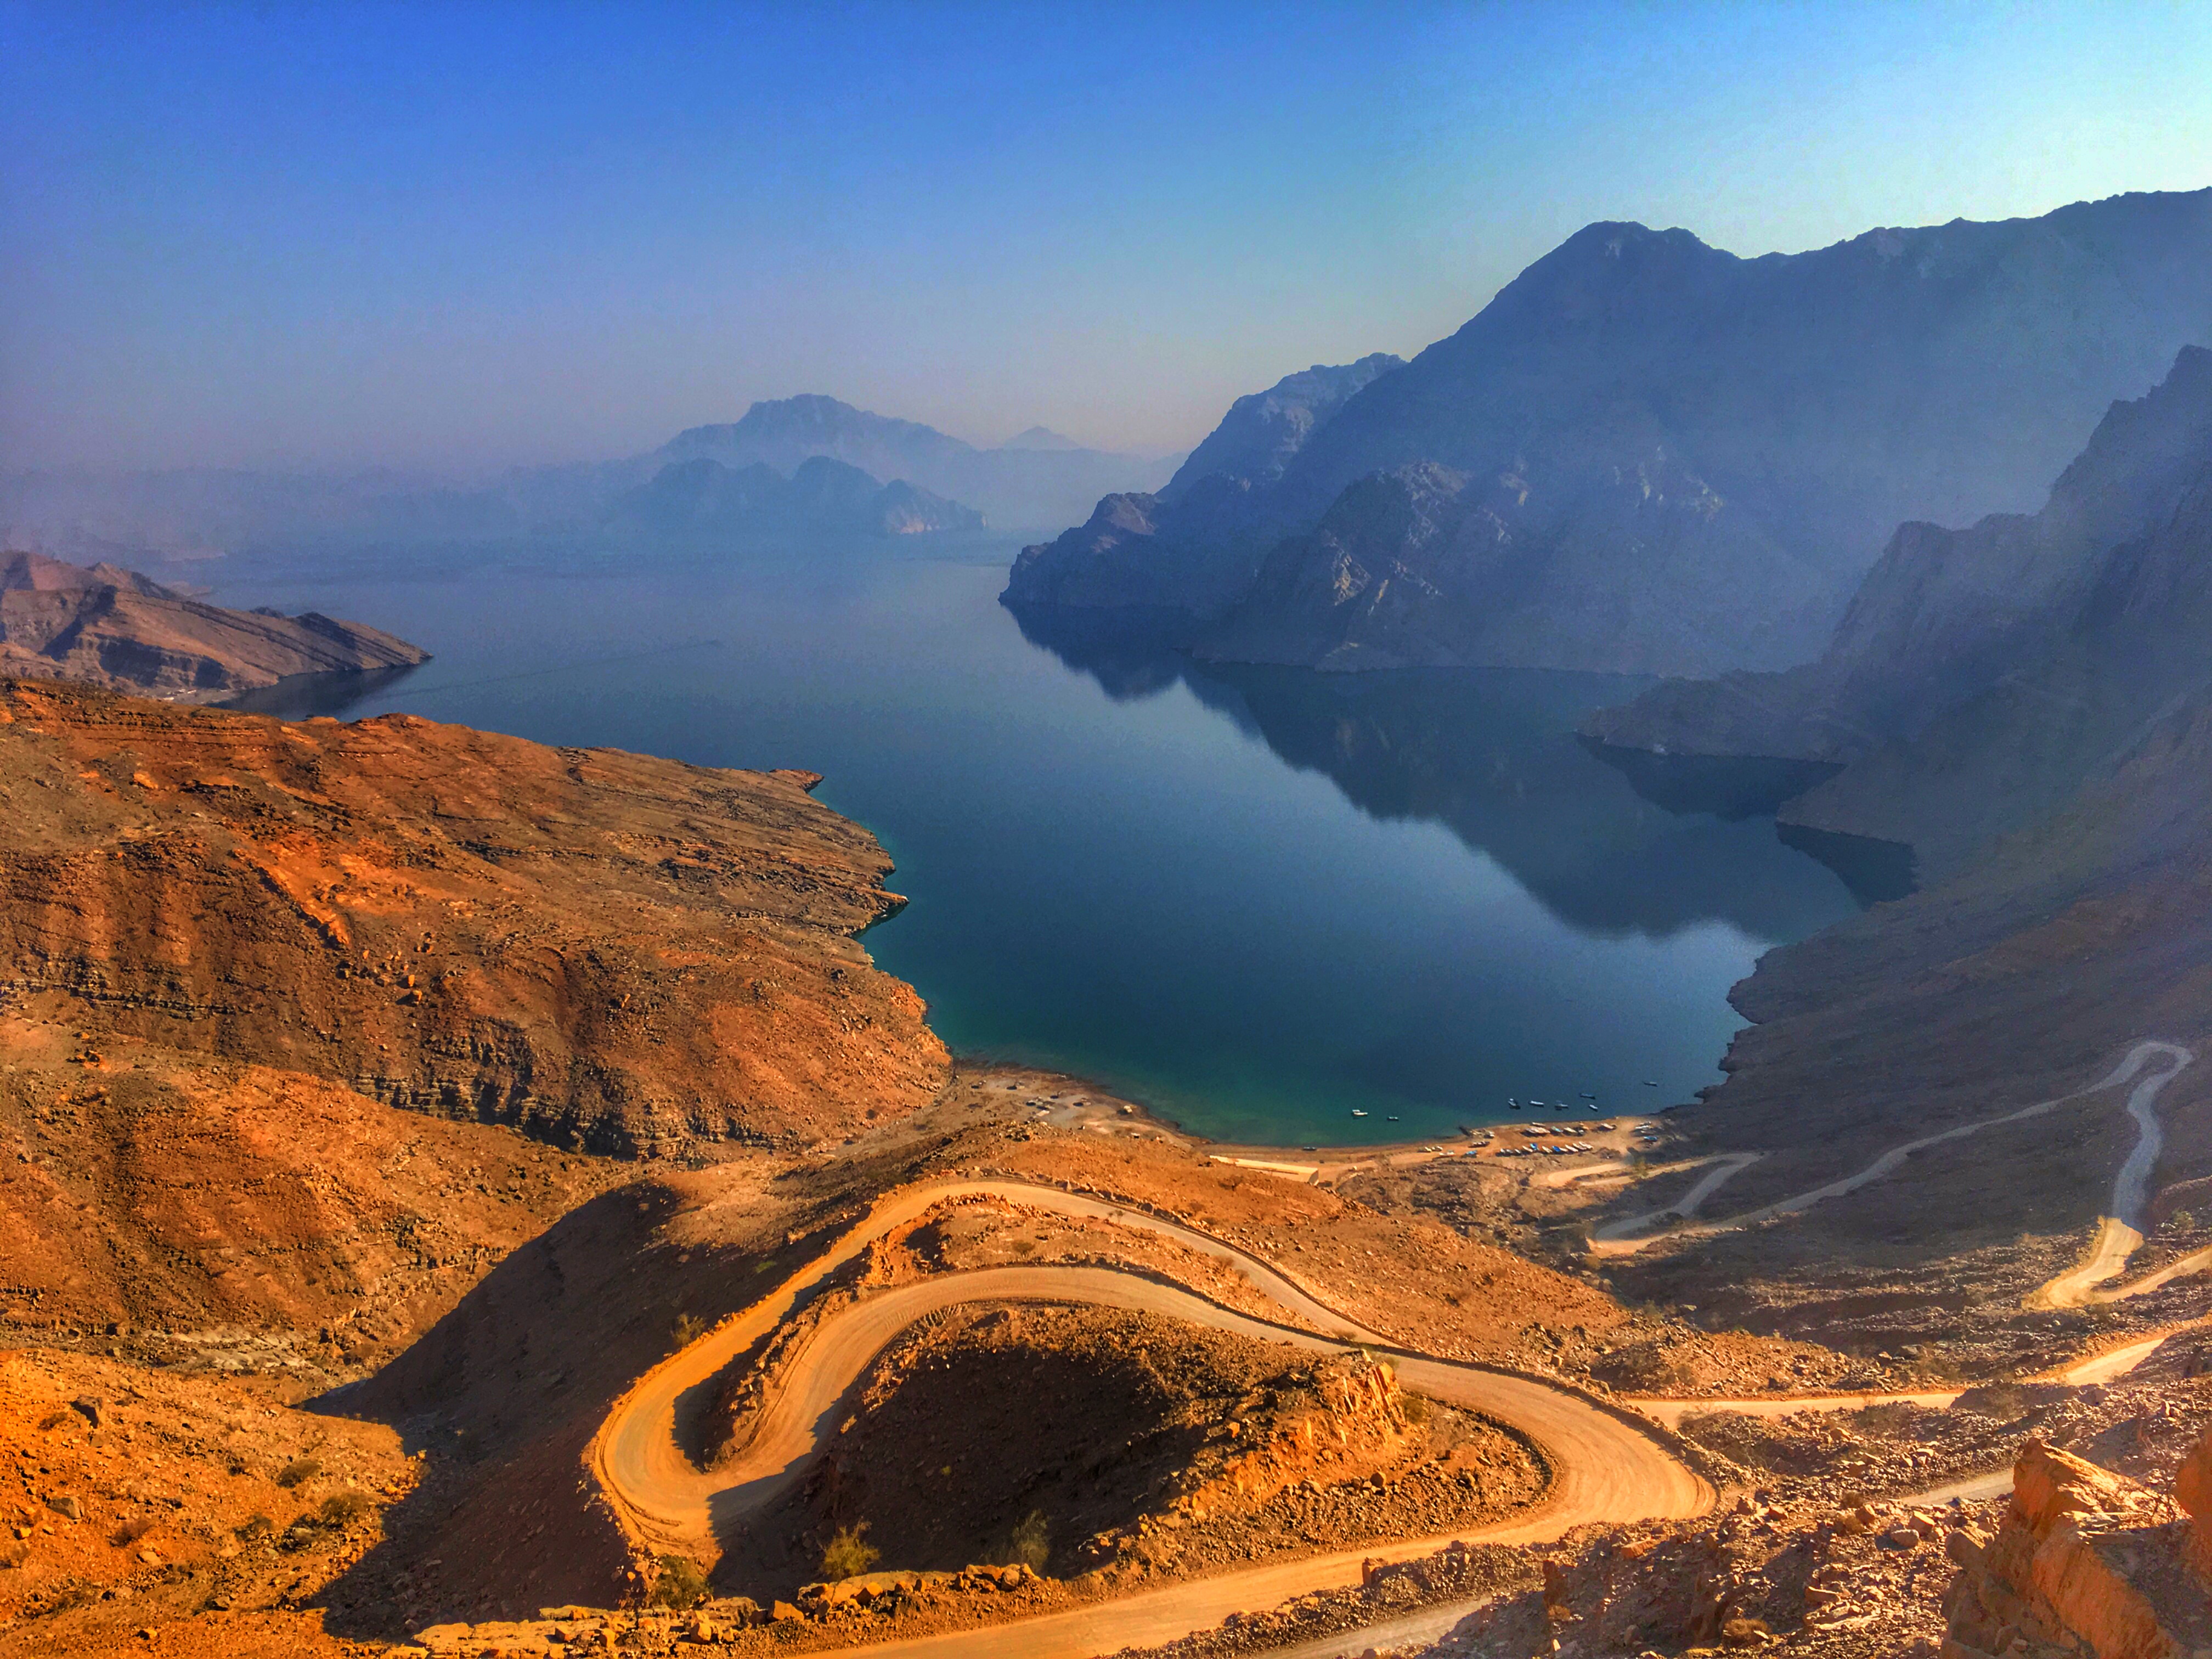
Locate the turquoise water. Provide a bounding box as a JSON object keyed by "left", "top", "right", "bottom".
{"left": 216, "top": 544, "right": 1858, "bottom": 1144}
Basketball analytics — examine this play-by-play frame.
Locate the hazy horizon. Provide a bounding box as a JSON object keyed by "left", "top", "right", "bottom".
{"left": 5, "top": 2, "right": 2211, "bottom": 476}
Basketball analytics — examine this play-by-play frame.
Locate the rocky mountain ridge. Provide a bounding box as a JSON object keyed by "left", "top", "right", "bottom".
{"left": 2, "top": 397, "right": 1171, "bottom": 561}
{"left": 0, "top": 548, "right": 427, "bottom": 701}
{"left": 1008, "top": 188, "right": 2212, "bottom": 676}
{"left": 1588, "top": 345, "right": 2212, "bottom": 884}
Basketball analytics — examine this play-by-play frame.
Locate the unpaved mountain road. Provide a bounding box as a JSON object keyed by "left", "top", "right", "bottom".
{"left": 587, "top": 1179, "right": 1709, "bottom": 1657}
{"left": 1593, "top": 1041, "right": 2193, "bottom": 1272}
{"left": 2028, "top": 1041, "right": 2193, "bottom": 1307}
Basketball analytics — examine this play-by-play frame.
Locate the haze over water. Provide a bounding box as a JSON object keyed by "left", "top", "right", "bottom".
{"left": 221, "top": 543, "right": 1859, "bottom": 1145}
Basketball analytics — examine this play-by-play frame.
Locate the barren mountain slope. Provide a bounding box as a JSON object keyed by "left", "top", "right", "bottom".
{"left": 1, "top": 549, "right": 427, "bottom": 701}
{"left": 0, "top": 1011, "right": 624, "bottom": 1378}
{"left": 0, "top": 678, "right": 947, "bottom": 1155}
{"left": 0, "top": 1347, "right": 419, "bottom": 1659}
{"left": 1589, "top": 688, "right": 2212, "bottom": 1367}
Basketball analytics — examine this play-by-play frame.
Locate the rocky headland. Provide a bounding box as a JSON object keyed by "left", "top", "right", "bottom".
{"left": 0, "top": 549, "right": 427, "bottom": 701}
{"left": 0, "top": 678, "right": 946, "bottom": 1156}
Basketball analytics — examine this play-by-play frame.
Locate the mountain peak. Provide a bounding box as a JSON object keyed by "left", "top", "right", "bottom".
{"left": 1001, "top": 426, "right": 1088, "bottom": 452}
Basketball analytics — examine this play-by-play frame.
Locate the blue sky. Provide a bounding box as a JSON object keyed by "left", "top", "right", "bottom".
{"left": 4, "top": 2, "right": 2209, "bottom": 472}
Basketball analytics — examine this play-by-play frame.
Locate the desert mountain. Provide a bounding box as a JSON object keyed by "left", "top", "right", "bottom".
{"left": 608, "top": 454, "right": 984, "bottom": 540}
{"left": 1008, "top": 188, "right": 2212, "bottom": 675}
{"left": 0, "top": 679, "right": 947, "bottom": 1155}
{"left": 1156, "top": 353, "right": 1406, "bottom": 505}
{"left": 0, "top": 548, "right": 427, "bottom": 700}
{"left": 658, "top": 395, "right": 1180, "bottom": 529}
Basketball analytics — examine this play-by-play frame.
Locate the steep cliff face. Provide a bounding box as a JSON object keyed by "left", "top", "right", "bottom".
{"left": 1942, "top": 1438, "right": 2212, "bottom": 1659}
{"left": 1588, "top": 347, "right": 2212, "bottom": 882}
{"left": 1156, "top": 354, "right": 1404, "bottom": 504}
{"left": 0, "top": 680, "right": 948, "bottom": 1154}
{"left": 0, "top": 549, "right": 427, "bottom": 701}
{"left": 1591, "top": 347, "right": 2212, "bottom": 767}
{"left": 1011, "top": 188, "right": 2212, "bottom": 674}
{"left": 1194, "top": 429, "right": 1831, "bottom": 676}
{"left": 1001, "top": 356, "right": 1408, "bottom": 623}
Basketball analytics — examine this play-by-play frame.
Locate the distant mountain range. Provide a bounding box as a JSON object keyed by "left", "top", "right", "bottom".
{"left": 0, "top": 548, "right": 427, "bottom": 699}
{"left": 0, "top": 397, "right": 1175, "bottom": 561}
{"left": 656, "top": 396, "right": 1180, "bottom": 528}
{"left": 1007, "top": 188, "right": 2212, "bottom": 677}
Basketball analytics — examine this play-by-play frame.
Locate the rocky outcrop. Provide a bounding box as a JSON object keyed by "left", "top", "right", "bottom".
{"left": 1941, "top": 1437, "right": 2211, "bottom": 1659}
{"left": 608, "top": 454, "right": 983, "bottom": 540}
{"left": 1012, "top": 188, "right": 2212, "bottom": 674}
{"left": 0, "top": 678, "right": 947, "bottom": 1154}
{"left": 0, "top": 549, "right": 427, "bottom": 701}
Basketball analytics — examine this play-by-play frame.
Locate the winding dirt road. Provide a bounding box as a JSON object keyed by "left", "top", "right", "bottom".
{"left": 2028, "top": 1042, "right": 2193, "bottom": 1307}
{"left": 1594, "top": 1041, "right": 2193, "bottom": 1266}
{"left": 586, "top": 1179, "right": 1709, "bottom": 1657}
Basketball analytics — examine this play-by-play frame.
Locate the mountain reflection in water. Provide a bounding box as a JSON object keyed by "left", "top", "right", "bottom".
{"left": 1008, "top": 607, "right": 1863, "bottom": 944}
{"left": 206, "top": 557, "right": 1862, "bottom": 1142}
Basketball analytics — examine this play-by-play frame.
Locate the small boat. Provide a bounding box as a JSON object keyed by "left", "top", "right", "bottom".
{"left": 1350, "top": 1109, "right": 1368, "bottom": 1118}
{"left": 1643, "top": 1079, "right": 1659, "bottom": 1087}
{"left": 1386, "top": 1114, "right": 1401, "bottom": 1121}
{"left": 1508, "top": 1098, "right": 1521, "bottom": 1109}
{"left": 1579, "top": 1091, "right": 1595, "bottom": 1099}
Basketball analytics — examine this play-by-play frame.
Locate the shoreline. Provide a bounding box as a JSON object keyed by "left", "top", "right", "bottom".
{"left": 951, "top": 1056, "right": 1684, "bottom": 1186}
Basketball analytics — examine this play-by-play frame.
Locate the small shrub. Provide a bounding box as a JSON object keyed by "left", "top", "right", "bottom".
{"left": 1400, "top": 1391, "right": 1432, "bottom": 1426}
{"left": 647, "top": 1553, "right": 709, "bottom": 1608}
{"left": 1011, "top": 1239, "right": 1037, "bottom": 1256}
{"left": 111, "top": 1517, "right": 155, "bottom": 1548}
{"left": 319, "top": 1491, "right": 371, "bottom": 1526}
{"left": 820, "top": 1521, "right": 881, "bottom": 1580}
{"left": 1006, "top": 1510, "right": 1048, "bottom": 1573}
{"left": 670, "top": 1312, "right": 706, "bottom": 1350}
{"left": 234, "top": 1515, "right": 274, "bottom": 1543}
{"left": 274, "top": 1458, "right": 321, "bottom": 1489}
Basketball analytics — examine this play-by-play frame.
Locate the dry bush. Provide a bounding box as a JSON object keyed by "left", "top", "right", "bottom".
{"left": 1005, "top": 1510, "right": 1049, "bottom": 1573}
{"left": 821, "top": 1521, "right": 881, "bottom": 1580}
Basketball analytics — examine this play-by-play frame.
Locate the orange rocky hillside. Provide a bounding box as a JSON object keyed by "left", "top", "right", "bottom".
{"left": 0, "top": 678, "right": 947, "bottom": 1155}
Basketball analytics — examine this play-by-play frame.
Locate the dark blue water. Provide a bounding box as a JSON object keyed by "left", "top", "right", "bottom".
{"left": 213, "top": 544, "right": 1859, "bottom": 1144}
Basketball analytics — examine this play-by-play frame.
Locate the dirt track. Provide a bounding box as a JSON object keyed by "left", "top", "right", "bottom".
{"left": 1595, "top": 1040, "right": 2193, "bottom": 1265}
{"left": 587, "top": 1180, "right": 1709, "bottom": 1656}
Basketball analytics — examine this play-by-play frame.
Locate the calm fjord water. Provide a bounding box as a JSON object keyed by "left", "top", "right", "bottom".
{"left": 221, "top": 548, "right": 1858, "bottom": 1145}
